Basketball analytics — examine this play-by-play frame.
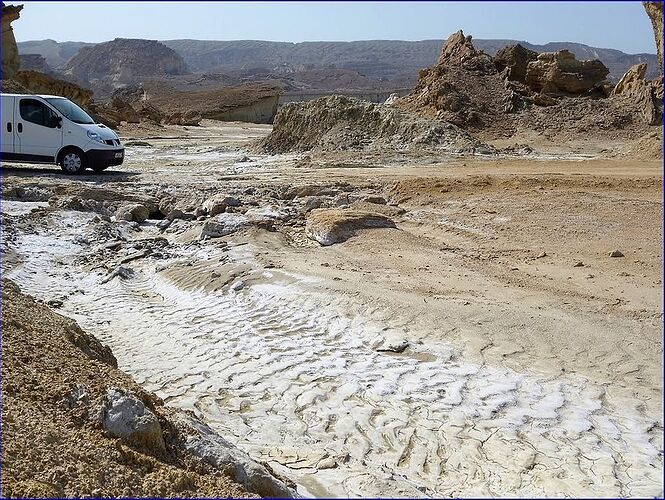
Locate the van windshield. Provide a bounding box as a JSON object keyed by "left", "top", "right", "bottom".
{"left": 45, "top": 98, "right": 95, "bottom": 125}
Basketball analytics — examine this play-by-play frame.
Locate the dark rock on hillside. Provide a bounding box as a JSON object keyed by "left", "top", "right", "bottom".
{"left": 18, "top": 53, "right": 51, "bottom": 73}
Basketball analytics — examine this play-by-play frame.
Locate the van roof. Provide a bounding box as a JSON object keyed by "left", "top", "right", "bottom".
{"left": 1, "top": 93, "right": 67, "bottom": 99}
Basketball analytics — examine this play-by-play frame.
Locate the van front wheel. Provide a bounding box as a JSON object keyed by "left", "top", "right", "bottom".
{"left": 59, "top": 148, "right": 87, "bottom": 174}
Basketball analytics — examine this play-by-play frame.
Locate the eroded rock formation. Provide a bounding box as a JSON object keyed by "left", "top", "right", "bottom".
{"left": 396, "top": 30, "right": 513, "bottom": 130}
{"left": 612, "top": 63, "right": 663, "bottom": 125}
{"left": 261, "top": 95, "right": 485, "bottom": 153}
{"left": 1, "top": 2, "right": 23, "bottom": 79}
{"left": 643, "top": 1, "right": 663, "bottom": 72}
{"left": 436, "top": 30, "right": 496, "bottom": 74}
{"left": 13, "top": 70, "right": 93, "bottom": 106}
{"left": 494, "top": 44, "right": 538, "bottom": 82}
{"left": 525, "top": 50, "right": 609, "bottom": 95}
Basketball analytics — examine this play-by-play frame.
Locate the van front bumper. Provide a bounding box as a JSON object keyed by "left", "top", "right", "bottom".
{"left": 87, "top": 148, "right": 125, "bottom": 168}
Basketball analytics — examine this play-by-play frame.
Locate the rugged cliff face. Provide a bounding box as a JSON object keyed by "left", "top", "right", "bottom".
{"left": 62, "top": 38, "right": 189, "bottom": 85}
{"left": 1, "top": 2, "right": 23, "bottom": 79}
{"left": 643, "top": 1, "right": 663, "bottom": 72}
{"left": 13, "top": 70, "right": 93, "bottom": 106}
{"left": 18, "top": 53, "right": 51, "bottom": 73}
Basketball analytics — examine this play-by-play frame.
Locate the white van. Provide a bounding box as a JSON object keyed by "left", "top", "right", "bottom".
{"left": 1, "top": 93, "right": 124, "bottom": 174}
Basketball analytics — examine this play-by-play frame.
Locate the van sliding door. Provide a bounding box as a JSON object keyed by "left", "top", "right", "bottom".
{"left": 1, "top": 95, "right": 15, "bottom": 155}
{"left": 15, "top": 97, "right": 63, "bottom": 161}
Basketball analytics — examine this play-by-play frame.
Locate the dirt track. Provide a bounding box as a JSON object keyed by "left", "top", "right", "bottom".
{"left": 2, "top": 121, "right": 662, "bottom": 497}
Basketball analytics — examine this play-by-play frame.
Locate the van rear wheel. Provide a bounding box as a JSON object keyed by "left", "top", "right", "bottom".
{"left": 59, "top": 148, "right": 87, "bottom": 174}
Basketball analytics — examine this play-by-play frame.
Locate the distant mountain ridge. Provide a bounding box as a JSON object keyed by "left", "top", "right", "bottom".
{"left": 18, "top": 37, "right": 659, "bottom": 84}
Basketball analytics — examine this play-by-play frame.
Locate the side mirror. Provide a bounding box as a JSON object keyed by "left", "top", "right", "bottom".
{"left": 50, "top": 115, "right": 62, "bottom": 129}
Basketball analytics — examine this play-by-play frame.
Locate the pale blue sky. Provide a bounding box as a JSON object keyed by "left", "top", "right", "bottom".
{"left": 11, "top": 1, "right": 657, "bottom": 54}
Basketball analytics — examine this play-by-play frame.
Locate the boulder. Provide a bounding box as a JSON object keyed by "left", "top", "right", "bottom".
{"left": 525, "top": 50, "right": 609, "bottom": 95}
{"left": 305, "top": 208, "right": 396, "bottom": 246}
{"left": 1, "top": 2, "right": 22, "bottom": 79}
{"left": 116, "top": 203, "right": 150, "bottom": 223}
{"left": 200, "top": 213, "right": 251, "bottom": 238}
{"left": 202, "top": 195, "right": 241, "bottom": 217}
{"left": 494, "top": 44, "right": 539, "bottom": 83}
{"left": 101, "top": 388, "right": 165, "bottom": 451}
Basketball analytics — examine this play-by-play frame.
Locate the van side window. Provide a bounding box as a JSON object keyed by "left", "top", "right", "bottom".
{"left": 19, "top": 99, "right": 57, "bottom": 128}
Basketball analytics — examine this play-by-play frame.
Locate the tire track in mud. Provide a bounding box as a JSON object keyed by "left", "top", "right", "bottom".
{"left": 3, "top": 208, "right": 663, "bottom": 498}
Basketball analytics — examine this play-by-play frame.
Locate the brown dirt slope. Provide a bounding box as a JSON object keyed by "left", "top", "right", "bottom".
{"left": 1, "top": 279, "right": 254, "bottom": 498}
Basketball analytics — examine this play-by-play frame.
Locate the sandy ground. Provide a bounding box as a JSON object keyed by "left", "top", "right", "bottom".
{"left": 1, "top": 120, "right": 662, "bottom": 497}
{"left": 0, "top": 279, "right": 254, "bottom": 498}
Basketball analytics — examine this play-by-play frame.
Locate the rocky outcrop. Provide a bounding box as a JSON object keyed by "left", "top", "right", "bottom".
{"left": 494, "top": 44, "right": 538, "bottom": 82}
{"left": 62, "top": 38, "right": 188, "bottom": 85}
{"left": 143, "top": 81, "right": 280, "bottom": 125}
{"left": 18, "top": 53, "right": 50, "bottom": 73}
{"left": 396, "top": 31, "right": 512, "bottom": 130}
{"left": 612, "top": 63, "right": 663, "bottom": 125}
{"left": 175, "top": 413, "right": 294, "bottom": 498}
{"left": 13, "top": 70, "right": 93, "bottom": 106}
{"left": 164, "top": 110, "right": 202, "bottom": 126}
{"left": 643, "top": 2, "right": 663, "bottom": 72}
{"left": 261, "top": 95, "right": 485, "bottom": 153}
{"left": 612, "top": 63, "right": 648, "bottom": 96}
{"left": 1, "top": 2, "right": 22, "bottom": 79}
{"left": 436, "top": 30, "right": 496, "bottom": 74}
{"left": 524, "top": 50, "right": 609, "bottom": 95}
{"left": 210, "top": 95, "right": 279, "bottom": 124}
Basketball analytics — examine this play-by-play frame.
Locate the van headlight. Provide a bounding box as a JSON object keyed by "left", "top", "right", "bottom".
{"left": 87, "top": 130, "right": 105, "bottom": 144}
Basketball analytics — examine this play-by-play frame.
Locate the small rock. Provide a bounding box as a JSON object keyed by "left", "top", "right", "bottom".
{"left": 101, "top": 388, "right": 164, "bottom": 451}
{"left": 373, "top": 337, "right": 409, "bottom": 353}
{"left": 230, "top": 280, "right": 245, "bottom": 292}
{"left": 115, "top": 203, "right": 150, "bottom": 223}
{"left": 317, "top": 457, "right": 337, "bottom": 470}
{"left": 302, "top": 196, "right": 326, "bottom": 212}
{"left": 609, "top": 250, "right": 624, "bottom": 257}
{"left": 200, "top": 213, "right": 250, "bottom": 238}
{"left": 573, "top": 261, "right": 585, "bottom": 267}
{"left": 203, "top": 195, "right": 241, "bottom": 217}
{"left": 167, "top": 208, "right": 197, "bottom": 221}
{"left": 362, "top": 196, "right": 387, "bottom": 205}
{"left": 47, "top": 298, "right": 64, "bottom": 308}
{"left": 536, "top": 251, "right": 547, "bottom": 259}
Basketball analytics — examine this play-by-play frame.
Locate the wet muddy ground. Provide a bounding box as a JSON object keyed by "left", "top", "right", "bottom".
{"left": 2, "top": 121, "right": 662, "bottom": 497}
